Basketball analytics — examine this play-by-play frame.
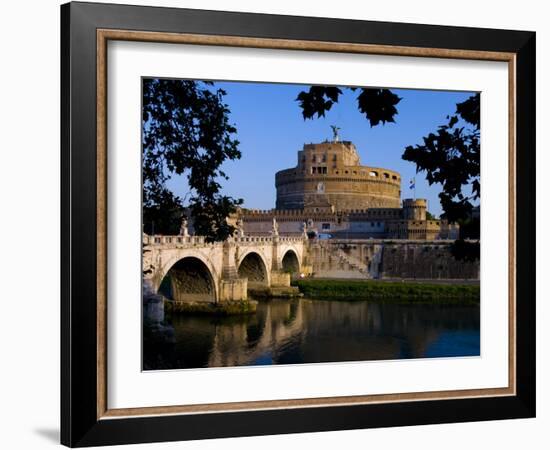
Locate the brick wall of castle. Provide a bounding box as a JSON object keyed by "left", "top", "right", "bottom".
{"left": 239, "top": 208, "right": 459, "bottom": 241}
{"left": 309, "top": 240, "right": 479, "bottom": 280}
{"left": 379, "top": 242, "right": 479, "bottom": 279}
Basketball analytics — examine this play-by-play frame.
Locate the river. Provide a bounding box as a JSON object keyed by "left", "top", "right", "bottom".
{"left": 143, "top": 297, "right": 480, "bottom": 370}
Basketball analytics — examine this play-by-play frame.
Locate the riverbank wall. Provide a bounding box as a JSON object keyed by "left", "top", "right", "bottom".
{"left": 308, "top": 239, "right": 479, "bottom": 280}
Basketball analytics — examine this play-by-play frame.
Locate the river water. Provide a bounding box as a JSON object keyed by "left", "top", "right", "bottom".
{"left": 143, "top": 298, "right": 480, "bottom": 370}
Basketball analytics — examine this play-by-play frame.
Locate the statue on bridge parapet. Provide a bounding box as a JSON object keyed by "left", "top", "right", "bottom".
{"left": 235, "top": 217, "right": 245, "bottom": 238}
{"left": 302, "top": 221, "right": 308, "bottom": 239}
{"left": 271, "top": 217, "right": 279, "bottom": 237}
{"left": 179, "top": 216, "right": 189, "bottom": 237}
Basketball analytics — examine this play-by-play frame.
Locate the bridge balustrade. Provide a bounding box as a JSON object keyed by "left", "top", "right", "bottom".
{"left": 144, "top": 234, "right": 307, "bottom": 247}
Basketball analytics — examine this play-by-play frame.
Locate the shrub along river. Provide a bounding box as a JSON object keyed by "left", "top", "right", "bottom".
{"left": 143, "top": 295, "right": 480, "bottom": 371}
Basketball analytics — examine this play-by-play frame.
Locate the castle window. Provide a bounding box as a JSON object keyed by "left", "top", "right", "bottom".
{"left": 332, "top": 154, "right": 337, "bottom": 161}
{"left": 322, "top": 154, "right": 327, "bottom": 162}
{"left": 322, "top": 223, "right": 330, "bottom": 230}
{"left": 392, "top": 175, "right": 397, "bottom": 180}
{"left": 345, "top": 170, "right": 349, "bottom": 174}
{"left": 312, "top": 167, "right": 317, "bottom": 174}
{"left": 322, "top": 167, "right": 327, "bottom": 174}
{"left": 369, "top": 171, "right": 378, "bottom": 177}
{"left": 335, "top": 170, "right": 339, "bottom": 174}
{"left": 384, "top": 173, "right": 390, "bottom": 178}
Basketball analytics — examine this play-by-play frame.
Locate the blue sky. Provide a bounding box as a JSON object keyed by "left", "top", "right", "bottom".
{"left": 166, "top": 81, "right": 477, "bottom": 217}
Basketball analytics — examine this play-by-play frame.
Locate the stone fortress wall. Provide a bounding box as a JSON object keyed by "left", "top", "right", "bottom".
{"left": 240, "top": 199, "right": 459, "bottom": 241}
{"left": 308, "top": 240, "right": 479, "bottom": 280}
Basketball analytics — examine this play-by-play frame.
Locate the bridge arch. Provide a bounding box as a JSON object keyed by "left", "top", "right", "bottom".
{"left": 238, "top": 251, "right": 270, "bottom": 287}
{"left": 157, "top": 252, "right": 219, "bottom": 302}
{"left": 281, "top": 249, "right": 301, "bottom": 275}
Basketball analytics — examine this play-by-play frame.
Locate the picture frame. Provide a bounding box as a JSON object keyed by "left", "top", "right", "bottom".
{"left": 60, "top": 1, "right": 536, "bottom": 447}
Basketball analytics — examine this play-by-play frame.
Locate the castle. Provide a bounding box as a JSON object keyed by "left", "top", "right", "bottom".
{"left": 237, "top": 132, "right": 459, "bottom": 241}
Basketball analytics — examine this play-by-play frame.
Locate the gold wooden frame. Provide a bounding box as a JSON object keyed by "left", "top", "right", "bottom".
{"left": 96, "top": 29, "right": 516, "bottom": 420}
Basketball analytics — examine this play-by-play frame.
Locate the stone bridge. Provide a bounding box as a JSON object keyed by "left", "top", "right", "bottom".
{"left": 143, "top": 233, "right": 308, "bottom": 303}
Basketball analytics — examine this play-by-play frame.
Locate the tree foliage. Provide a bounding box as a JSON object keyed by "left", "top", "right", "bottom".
{"left": 425, "top": 211, "right": 437, "bottom": 221}
{"left": 450, "top": 238, "right": 480, "bottom": 262}
{"left": 402, "top": 94, "right": 480, "bottom": 223}
{"left": 402, "top": 93, "right": 481, "bottom": 260}
{"left": 142, "top": 79, "right": 242, "bottom": 241}
{"left": 296, "top": 86, "right": 401, "bottom": 126}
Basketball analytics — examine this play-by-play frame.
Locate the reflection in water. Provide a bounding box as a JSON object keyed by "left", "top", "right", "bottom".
{"left": 143, "top": 298, "right": 480, "bottom": 370}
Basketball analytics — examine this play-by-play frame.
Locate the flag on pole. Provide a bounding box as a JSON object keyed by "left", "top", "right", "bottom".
{"left": 409, "top": 178, "right": 415, "bottom": 190}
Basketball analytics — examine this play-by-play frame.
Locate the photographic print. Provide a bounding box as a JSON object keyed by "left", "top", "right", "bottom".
{"left": 141, "top": 78, "right": 481, "bottom": 371}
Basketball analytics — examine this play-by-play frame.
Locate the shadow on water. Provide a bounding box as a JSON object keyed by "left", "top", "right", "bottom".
{"left": 143, "top": 298, "right": 480, "bottom": 370}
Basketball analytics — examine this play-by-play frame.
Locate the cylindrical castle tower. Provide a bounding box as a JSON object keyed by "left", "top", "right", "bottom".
{"left": 402, "top": 198, "right": 427, "bottom": 221}
{"left": 275, "top": 140, "right": 401, "bottom": 211}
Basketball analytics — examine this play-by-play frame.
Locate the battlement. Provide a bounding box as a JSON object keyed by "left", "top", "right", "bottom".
{"left": 303, "top": 140, "right": 355, "bottom": 150}
{"left": 402, "top": 198, "right": 427, "bottom": 220}
{"left": 348, "top": 208, "right": 402, "bottom": 219}
{"left": 241, "top": 208, "right": 339, "bottom": 222}
{"left": 403, "top": 198, "right": 427, "bottom": 207}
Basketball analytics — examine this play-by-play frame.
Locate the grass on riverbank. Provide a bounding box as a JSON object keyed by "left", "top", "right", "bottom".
{"left": 291, "top": 279, "right": 479, "bottom": 304}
